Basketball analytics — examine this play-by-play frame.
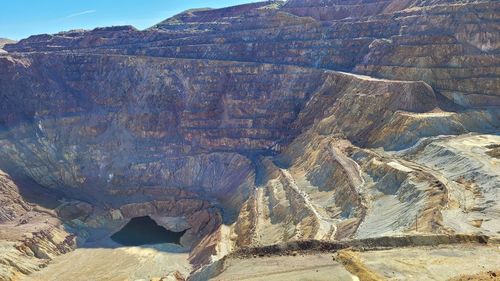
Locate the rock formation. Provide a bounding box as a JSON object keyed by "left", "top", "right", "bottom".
{"left": 0, "top": 39, "right": 15, "bottom": 54}
{"left": 0, "top": 0, "right": 498, "bottom": 280}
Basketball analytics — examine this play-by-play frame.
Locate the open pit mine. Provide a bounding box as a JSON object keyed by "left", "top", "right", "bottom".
{"left": 0, "top": 0, "right": 499, "bottom": 280}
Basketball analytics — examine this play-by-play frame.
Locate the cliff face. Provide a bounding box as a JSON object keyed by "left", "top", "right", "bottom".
{"left": 6, "top": 0, "right": 498, "bottom": 108}
{"left": 0, "top": 55, "right": 321, "bottom": 199}
{"left": 0, "top": 0, "right": 499, "bottom": 279}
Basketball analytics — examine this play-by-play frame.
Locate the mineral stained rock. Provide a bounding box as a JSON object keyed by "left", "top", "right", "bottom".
{"left": 0, "top": 0, "right": 499, "bottom": 280}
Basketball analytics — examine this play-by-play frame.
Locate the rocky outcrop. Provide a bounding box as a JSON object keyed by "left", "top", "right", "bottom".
{"left": 0, "top": 170, "right": 31, "bottom": 223}
{"left": 0, "top": 38, "right": 15, "bottom": 54}
{"left": 0, "top": 170, "right": 76, "bottom": 281}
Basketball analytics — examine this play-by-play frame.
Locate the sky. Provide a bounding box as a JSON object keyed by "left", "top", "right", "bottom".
{"left": 0, "top": 0, "right": 256, "bottom": 40}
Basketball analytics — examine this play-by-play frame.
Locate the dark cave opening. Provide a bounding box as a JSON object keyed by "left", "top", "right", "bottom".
{"left": 110, "top": 216, "right": 187, "bottom": 246}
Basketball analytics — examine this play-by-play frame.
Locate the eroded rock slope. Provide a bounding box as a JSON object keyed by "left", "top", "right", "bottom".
{"left": 0, "top": 0, "right": 498, "bottom": 279}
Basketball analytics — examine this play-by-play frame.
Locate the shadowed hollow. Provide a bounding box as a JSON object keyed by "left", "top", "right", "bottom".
{"left": 110, "top": 216, "right": 186, "bottom": 246}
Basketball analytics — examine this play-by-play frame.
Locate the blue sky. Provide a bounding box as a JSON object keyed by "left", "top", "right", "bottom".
{"left": 0, "top": 0, "right": 255, "bottom": 40}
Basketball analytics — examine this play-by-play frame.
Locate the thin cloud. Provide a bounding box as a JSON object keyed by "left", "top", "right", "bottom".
{"left": 65, "top": 10, "right": 96, "bottom": 19}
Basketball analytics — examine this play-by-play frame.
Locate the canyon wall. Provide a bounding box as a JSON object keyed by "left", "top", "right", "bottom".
{"left": 0, "top": 0, "right": 498, "bottom": 279}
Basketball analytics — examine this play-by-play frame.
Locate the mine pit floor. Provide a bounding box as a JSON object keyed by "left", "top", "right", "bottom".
{"left": 20, "top": 242, "right": 192, "bottom": 281}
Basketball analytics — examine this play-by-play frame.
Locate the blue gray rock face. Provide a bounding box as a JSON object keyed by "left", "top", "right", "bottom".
{"left": 0, "top": 55, "right": 325, "bottom": 203}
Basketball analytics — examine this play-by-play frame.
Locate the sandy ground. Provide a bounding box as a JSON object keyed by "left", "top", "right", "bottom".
{"left": 21, "top": 242, "right": 191, "bottom": 281}
{"left": 358, "top": 244, "right": 500, "bottom": 281}
{"left": 211, "top": 244, "right": 500, "bottom": 281}
{"left": 211, "top": 254, "right": 356, "bottom": 281}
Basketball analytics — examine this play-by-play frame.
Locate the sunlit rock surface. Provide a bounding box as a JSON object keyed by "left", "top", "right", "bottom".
{"left": 0, "top": 0, "right": 499, "bottom": 280}
{"left": 0, "top": 39, "right": 15, "bottom": 54}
